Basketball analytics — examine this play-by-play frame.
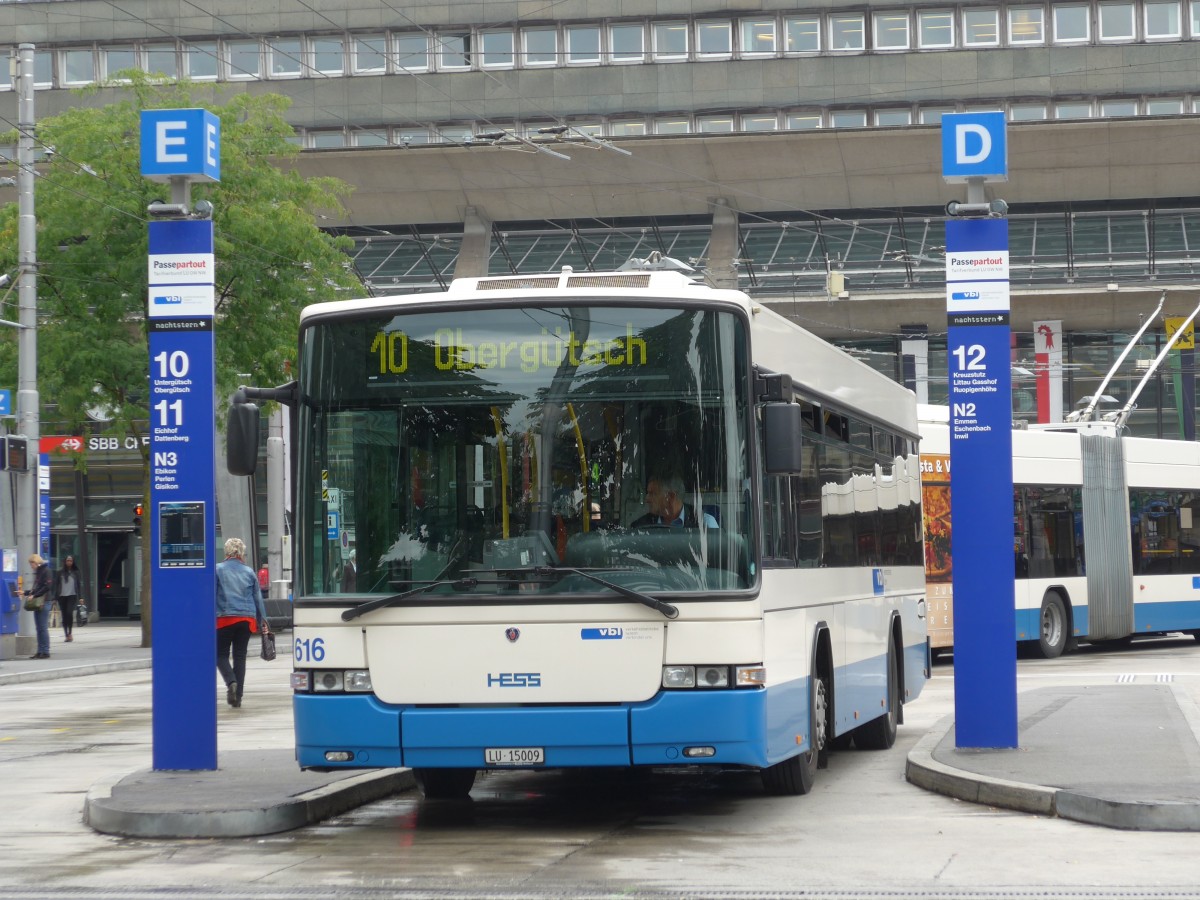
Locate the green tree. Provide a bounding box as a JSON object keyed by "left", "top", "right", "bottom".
{"left": 0, "top": 76, "right": 360, "bottom": 646}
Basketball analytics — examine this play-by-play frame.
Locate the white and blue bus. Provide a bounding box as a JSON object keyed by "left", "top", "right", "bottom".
{"left": 920, "top": 405, "right": 1200, "bottom": 657}
{"left": 229, "top": 262, "right": 928, "bottom": 798}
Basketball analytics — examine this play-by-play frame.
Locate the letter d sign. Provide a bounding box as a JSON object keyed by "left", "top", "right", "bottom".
{"left": 941, "top": 112, "right": 1007, "bottom": 183}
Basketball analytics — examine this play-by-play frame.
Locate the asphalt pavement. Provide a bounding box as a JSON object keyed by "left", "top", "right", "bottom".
{"left": 4, "top": 620, "right": 1199, "bottom": 836}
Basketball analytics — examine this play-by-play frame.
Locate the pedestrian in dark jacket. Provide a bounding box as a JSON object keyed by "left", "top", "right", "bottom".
{"left": 52, "top": 555, "right": 82, "bottom": 642}
{"left": 24, "top": 553, "right": 53, "bottom": 659}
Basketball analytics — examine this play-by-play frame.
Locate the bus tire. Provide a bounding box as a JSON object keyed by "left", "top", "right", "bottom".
{"left": 761, "top": 670, "right": 827, "bottom": 796}
{"left": 855, "top": 639, "right": 899, "bottom": 751}
{"left": 414, "top": 767, "right": 476, "bottom": 800}
{"left": 1037, "top": 592, "right": 1069, "bottom": 659}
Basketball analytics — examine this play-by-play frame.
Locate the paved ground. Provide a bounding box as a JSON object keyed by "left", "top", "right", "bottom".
{"left": 4, "top": 620, "right": 1200, "bottom": 835}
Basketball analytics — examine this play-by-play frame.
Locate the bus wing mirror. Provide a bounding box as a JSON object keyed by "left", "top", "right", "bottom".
{"left": 226, "top": 398, "right": 261, "bottom": 476}
{"left": 763, "top": 402, "right": 804, "bottom": 475}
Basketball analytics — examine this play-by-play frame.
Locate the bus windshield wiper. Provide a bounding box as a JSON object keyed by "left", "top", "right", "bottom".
{"left": 531, "top": 565, "right": 679, "bottom": 620}
{"left": 341, "top": 578, "right": 479, "bottom": 621}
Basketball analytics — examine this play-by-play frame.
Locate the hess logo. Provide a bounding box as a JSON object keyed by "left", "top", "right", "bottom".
{"left": 487, "top": 672, "right": 542, "bottom": 688}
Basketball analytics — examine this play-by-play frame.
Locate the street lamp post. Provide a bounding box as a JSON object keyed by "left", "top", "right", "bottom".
{"left": 14, "top": 44, "right": 39, "bottom": 655}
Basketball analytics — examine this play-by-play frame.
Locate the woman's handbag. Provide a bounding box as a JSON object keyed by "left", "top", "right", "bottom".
{"left": 23, "top": 593, "right": 43, "bottom": 612}
{"left": 260, "top": 629, "right": 277, "bottom": 661}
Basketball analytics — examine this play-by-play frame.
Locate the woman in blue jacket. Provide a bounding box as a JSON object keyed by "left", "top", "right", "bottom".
{"left": 215, "top": 537, "right": 269, "bottom": 708}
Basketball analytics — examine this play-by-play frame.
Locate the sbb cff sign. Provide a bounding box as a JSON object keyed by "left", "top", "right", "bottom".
{"left": 89, "top": 435, "right": 150, "bottom": 452}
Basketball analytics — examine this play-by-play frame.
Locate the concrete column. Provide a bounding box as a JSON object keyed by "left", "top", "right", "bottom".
{"left": 454, "top": 206, "right": 492, "bottom": 278}
{"left": 706, "top": 199, "right": 739, "bottom": 290}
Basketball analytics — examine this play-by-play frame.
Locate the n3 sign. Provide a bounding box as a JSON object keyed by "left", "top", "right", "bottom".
{"left": 941, "top": 111, "right": 1007, "bottom": 183}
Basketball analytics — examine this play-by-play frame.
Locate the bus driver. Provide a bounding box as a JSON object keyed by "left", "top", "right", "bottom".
{"left": 632, "top": 475, "right": 719, "bottom": 529}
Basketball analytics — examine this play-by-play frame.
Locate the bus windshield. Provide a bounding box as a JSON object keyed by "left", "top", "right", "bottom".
{"left": 298, "top": 302, "right": 753, "bottom": 600}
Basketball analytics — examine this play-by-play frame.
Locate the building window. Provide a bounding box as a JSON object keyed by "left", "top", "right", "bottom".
{"left": 1008, "top": 6, "right": 1046, "bottom": 43}
{"left": 393, "top": 34, "right": 429, "bottom": 71}
{"left": 653, "top": 22, "right": 689, "bottom": 59}
{"left": 62, "top": 48, "right": 95, "bottom": 85}
{"left": 354, "top": 129, "right": 389, "bottom": 147}
{"left": 34, "top": 50, "right": 53, "bottom": 87}
{"left": 830, "top": 110, "right": 868, "bottom": 128}
{"left": 1010, "top": 103, "right": 1047, "bottom": 119}
{"left": 103, "top": 47, "right": 137, "bottom": 81}
{"left": 920, "top": 106, "right": 954, "bottom": 124}
{"left": 1145, "top": 97, "right": 1183, "bottom": 114}
{"left": 566, "top": 26, "right": 601, "bottom": 63}
{"left": 786, "top": 112, "right": 823, "bottom": 129}
{"left": 1053, "top": 5, "right": 1090, "bottom": 42}
{"left": 696, "top": 21, "right": 733, "bottom": 57}
{"left": 186, "top": 42, "right": 218, "bottom": 80}
{"left": 610, "top": 120, "right": 647, "bottom": 136}
{"left": 610, "top": 24, "right": 645, "bottom": 62}
{"left": 269, "top": 39, "right": 302, "bottom": 77}
{"left": 310, "top": 130, "right": 345, "bottom": 149}
{"left": 697, "top": 115, "right": 735, "bottom": 132}
{"left": 830, "top": 15, "right": 866, "bottom": 51}
{"left": 1098, "top": 2, "right": 1136, "bottom": 40}
{"left": 1145, "top": 0, "right": 1182, "bottom": 37}
{"left": 654, "top": 117, "right": 690, "bottom": 134}
{"left": 741, "top": 114, "right": 779, "bottom": 131}
{"left": 1054, "top": 101, "right": 1092, "bottom": 118}
{"left": 740, "top": 19, "right": 777, "bottom": 55}
{"left": 481, "top": 30, "right": 515, "bottom": 67}
{"left": 918, "top": 10, "right": 956, "bottom": 47}
{"left": 785, "top": 17, "right": 821, "bottom": 51}
{"left": 312, "top": 37, "right": 345, "bottom": 75}
{"left": 1100, "top": 99, "right": 1139, "bottom": 115}
{"left": 874, "top": 13, "right": 911, "bottom": 49}
{"left": 437, "top": 33, "right": 471, "bottom": 70}
{"left": 354, "top": 35, "right": 387, "bottom": 73}
{"left": 1192, "top": 0, "right": 1200, "bottom": 35}
{"left": 875, "top": 108, "right": 913, "bottom": 126}
{"left": 523, "top": 28, "right": 558, "bottom": 65}
{"left": 436, "top": 125, "right": 473, "bottom": 143}
{"left": 963, "top": 9, "right": 1000, "bottom": 45}
{"left": 144, "top": 44, "right": 178, "bottom": 79}
{"left": 227, "top": 40, "right": 261, "bottom": 79}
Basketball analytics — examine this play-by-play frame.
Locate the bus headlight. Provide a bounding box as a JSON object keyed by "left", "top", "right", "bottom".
{"left": 695, "top": 665, "right": 730, "bottom": 688}
{"left": 290, "top": 671, "right": 312, "bottom": 692}
{"left": 662, "top": 665, "right": 695, "bottom": 689}
{"left": 313, "top": 671, "right": 344, "bottom": 692}
{"left": 344, "top": 670, "right": 373, "bottom": 692}
{"left": 662, "top": 665, "right": 763, "bottom": 689}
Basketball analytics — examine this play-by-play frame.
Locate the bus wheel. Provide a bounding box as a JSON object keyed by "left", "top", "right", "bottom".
{"left": 414, "top": 767, "right": 476, "bottom": 800}
{"left": 1037, "top": 593, "right": 1068, "bottom": 659}
{"left": 761, "top": 672, "right": 827, "bottom": 796}
{"left": 855, "top": 640, "right": 899, "bottom": 750}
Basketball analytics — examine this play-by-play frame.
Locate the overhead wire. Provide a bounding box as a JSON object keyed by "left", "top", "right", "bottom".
{"left": 5, "top": 1, "right": 1196, "bottom": 309}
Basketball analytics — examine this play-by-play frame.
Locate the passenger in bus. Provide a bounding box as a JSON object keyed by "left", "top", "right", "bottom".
{"left": 215, "top": 537, "right": 270, "bottom": 709}
{"left": 631, "top": 475, "right": 719, "bottom": 529}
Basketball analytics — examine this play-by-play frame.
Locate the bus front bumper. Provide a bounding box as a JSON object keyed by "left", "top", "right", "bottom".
{"left": 294, "top": 688, "right": 771, "bottom": 771}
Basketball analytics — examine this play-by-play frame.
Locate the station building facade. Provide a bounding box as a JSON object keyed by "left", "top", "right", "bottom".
{"left": 2, "top": 0, "right": 1198, "bottom": 610}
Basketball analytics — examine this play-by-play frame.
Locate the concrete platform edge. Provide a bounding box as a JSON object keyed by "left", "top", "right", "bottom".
{"left": 83, "top": 767, "right": 416, "bottom": 839}
{"left": 0, "top": 658, "right": 152, "bottom": 685}
{"left": 906, "top": 713, "right": 1058, "bottom": 817}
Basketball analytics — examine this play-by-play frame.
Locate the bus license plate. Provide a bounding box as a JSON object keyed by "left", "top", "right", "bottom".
{"left": 484, "top": 747, "right": 545, "bottom": 766}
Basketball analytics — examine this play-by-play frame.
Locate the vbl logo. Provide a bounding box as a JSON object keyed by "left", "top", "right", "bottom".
{"left": 487, "top": 672, "right": 542, "bottom": 687}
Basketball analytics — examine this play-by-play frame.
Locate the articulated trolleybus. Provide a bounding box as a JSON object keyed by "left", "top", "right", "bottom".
{"left": 230, "top": 262, "right": 928, "bottom": 799}
{"left": 921, "top": 405, "right": 1200, "bottom": 658}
